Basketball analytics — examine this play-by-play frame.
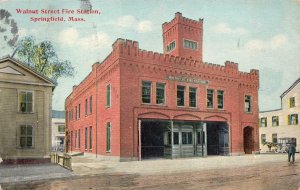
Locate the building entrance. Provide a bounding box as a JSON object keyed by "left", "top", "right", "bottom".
{"left": 140, "top": 120, "right": 229, "bottom": 159}
{"left": 244, "top": 126, "right": 253, "bottom": 154}
{"left": 206, "top": 122, "right": 229, "bottom": 156}
{"left": 171, "top": 121, "right": 206, "bottom": 158}
{"left": 140, "top": 120, "right": 207, "bottom": 159}
{"left": 141, "top": 120, "right": 169, "bottom": 159}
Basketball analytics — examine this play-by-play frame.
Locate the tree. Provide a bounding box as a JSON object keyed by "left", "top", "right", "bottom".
{"left": 12, "top": 36, "right": 74, "bottom": 81}
{"left": 0, "top": 9, "right": 19, "bottom": 50}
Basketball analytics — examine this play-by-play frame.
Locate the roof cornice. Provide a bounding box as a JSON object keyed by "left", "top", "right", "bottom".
{"left": 280, "top": 77, "right": 300, "bottom": 98}
{"left": 0, "top": 56, "right": 57, "bottom": 87}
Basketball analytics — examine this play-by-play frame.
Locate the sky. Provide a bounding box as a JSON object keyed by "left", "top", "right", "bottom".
{"left": 0, "top": 0, "right": 300, "bottom": 111}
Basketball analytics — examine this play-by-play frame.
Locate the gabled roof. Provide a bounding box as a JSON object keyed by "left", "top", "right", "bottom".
{"left": 280, "top": 77, "right": 300, "bottom": 98}
{"left": 0, "top": 55, "right": 57, "bottom": 88}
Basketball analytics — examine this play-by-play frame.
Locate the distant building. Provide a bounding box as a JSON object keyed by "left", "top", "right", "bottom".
{"left": 0, "top": 56, "right": 56, "bottom": 164}
{"left": 259, "top": 77, "right": 300, "bottom": 152}
{"left": 52, "top": 110, "right": 65, "bottom": 152}
{"left": 65, "top": 13, "right": 259, "bottom": 161}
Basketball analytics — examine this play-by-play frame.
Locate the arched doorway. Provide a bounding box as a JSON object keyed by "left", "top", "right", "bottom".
{"left": 244, "top": 126, "right": 253, "bottom": 154}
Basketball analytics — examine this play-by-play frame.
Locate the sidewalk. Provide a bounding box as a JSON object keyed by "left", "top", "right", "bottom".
{"left": 0, "top": 154, "right": 291, "bottom": 184}
{"left": 71, "top": 154, "right": 290, "bottom": 176}
{"left": 0, "top": 163, "right": 72, "bottom": 184}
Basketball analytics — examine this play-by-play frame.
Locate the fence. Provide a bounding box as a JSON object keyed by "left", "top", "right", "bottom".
{"left": 50, "top": 152, "right": 72, "bottom": 170}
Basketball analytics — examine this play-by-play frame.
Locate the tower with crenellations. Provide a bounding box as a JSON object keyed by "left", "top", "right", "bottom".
{"left": 162, "top": 12, "right": 203, "bottom": 61}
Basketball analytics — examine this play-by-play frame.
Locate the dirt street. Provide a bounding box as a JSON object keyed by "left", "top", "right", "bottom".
{"left": 1, "top": 160, "right": 300, "bottom": 190}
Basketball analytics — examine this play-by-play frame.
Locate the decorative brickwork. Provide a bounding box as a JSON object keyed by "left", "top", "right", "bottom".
{"left": 65, "top": 13, "right": 259, "bottom": 160}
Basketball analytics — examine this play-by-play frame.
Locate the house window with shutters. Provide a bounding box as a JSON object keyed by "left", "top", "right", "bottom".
{"left": 288, "top": 114, "right": 298, "bottom": 125}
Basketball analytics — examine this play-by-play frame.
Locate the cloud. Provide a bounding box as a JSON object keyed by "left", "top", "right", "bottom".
{"left": 116, "top": 15, "right": 136, "bottom": 28}
{"left": 79, "top": 32, "right": 110, "bottom": 49}
{"left": 245, "top": 34, "right": 288, "bottom": 53}
{"left": 58, "top": 28, "right": 110, "bottom": 50}
{"left": 59, "top": 28, "right": 79, "bottom": 45}
{"left": 270, "top": 34, "right": 288, "bottom": 49}
{"left": 211, "top": 23, "right": 248, "bottom": 35}
{"left": 245, "top": 39, "right": 265, "bottom": 53}
{"left": 113, "top": 15, "right": 153, "bottom": 33}
{"left": 137, "top": 21, "right": 153, "bottom": 32}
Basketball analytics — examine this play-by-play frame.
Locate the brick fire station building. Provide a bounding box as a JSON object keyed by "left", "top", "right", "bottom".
{"left": 65, "top": 12, "right": 259, "bottom": 161}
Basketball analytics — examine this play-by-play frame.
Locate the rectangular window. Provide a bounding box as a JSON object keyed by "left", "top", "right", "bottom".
{"left": 261, "top": 134, "right": 266, "bottom": 144}
{"left": 164, "top": 132, "right": 171, "bottom": 145}
{"left": 167, "top": 41, "right": 176, "bottom": 52}
{"left": 182, "top": 132, "right": 193, "bottom": 145}
{"left": 20, "top": 125, "right": 33, "bottom": 148}
{"left": 177, "top": 85, "right": 185, "bottom": 106}
{"left": 75, "top": 131, "right": 77, "bottom": 148}
{"left": 70, "top": 109, "right": 73, "bottom": 121}
{"left": 106, "top": 84, "right": 111, "bottom": 108}
{"left": 85, "top": 127, "right": 88, "bottom": 150}
{"left": 245, "top": 95, "right": 252, "bottom": 113}
{"left": 290, "top": 97, "right": 295, "bottom": 108}
{"left": 78, "top": 104, "right": 81, "bottom": 119}
{"left": 217, "top": 90, "right": 224, "bottom": 109}
{"left": 142, "top": 81, "right": 151, "bottom": 103}
{"left": 71, "top": 131, "right": 73, "bottom": 148}
{"left": 197, "top": 131, "right": 205, "bottom": 145}
{"left": 156, "top": 83, "right": 165, "bottom": 104}
{"left": 58, "top": 125, "right": 65, "bottom": 133}
{"left": 90, "top": 96, "right": 92, "bottom": 114}
{"left": 85, "top": 99, "right": 88, "bottom": 116}
{"left": 75, "top": 106, "right": 77, "bottom": 120}
{"left": 197, "top": 131, "right": 205, "bottom": 144}
{"left": 272, "top": 116, "right": 279, "bottom": 126}
{"left": 207, "top": 89, "right": 214, "bottom": 108}
{"left": 78, "top": 129, "right": 81, "bottom": 148}
{"left": 260, "top": 117, "right": 267, "bottom": 127}
{"left": 288, "top": 114, "right": 298, "bottom": 125}
{"left": 184, "top": 39, "right": 198, "bottom": 50}
{"left": 197, "top": 132, "right": 201, "bottom": 144}
{"left": 18, "top": 91, "right": 33, "bottom": 113}
{"left": 173, "top": 132, "right": 179, "bottom": 145}
{"left": 272, "top": 133, "right": 277, "bottom": 144}
{"left": 106, "top": 122, "right": 111, "bottom": 152}
{"left": 189, "top": 87, "right": 197, "bottom": 107}
{"left": 89, "top": 126, "right": 92, "bottom": 149}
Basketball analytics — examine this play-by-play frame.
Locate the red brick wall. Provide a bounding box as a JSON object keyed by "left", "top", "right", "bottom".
{"left": 117, "top": 46, "right": 259, "bottom": 158}
{"left": 65, "top": 54, "right": 121, "bottom": 157}
{"left": 65, "top": 14, "right": 259, "bottom": 160}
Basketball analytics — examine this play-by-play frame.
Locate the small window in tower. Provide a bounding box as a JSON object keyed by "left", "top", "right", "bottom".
{"left": 167, "top": 41, "right": 176, "bottom": 52}
{"left": 184, "top": 39, "right": 198, "bottom": 50}
{"left": 245, "top": 95, "right": 252, "bottom": 113}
